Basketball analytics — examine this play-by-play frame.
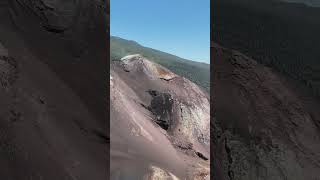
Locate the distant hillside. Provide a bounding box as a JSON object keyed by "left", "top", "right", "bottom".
{"left": 110, "top": 36, "right": 210, "bottom": 92}
{"left": 283, "top": 0, "right": 320, "bottom": 7}
{"left": 213, "top": 0, "right": 320, "bottom": 97}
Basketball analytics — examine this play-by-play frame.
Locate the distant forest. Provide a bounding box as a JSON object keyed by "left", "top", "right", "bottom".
{"left": 111, "top": 36, "right": 210, "bottom": 92}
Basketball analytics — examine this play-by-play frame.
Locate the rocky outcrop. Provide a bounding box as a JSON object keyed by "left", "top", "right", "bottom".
{"left": 143, "top": 165, "right": 180, "bottom": 180}
{"left": 120, "top": 54, "right": 177, "bottom": 81}
{"left": 9, "top": 0, "right": 106, "bottom": 33}
{"left": 0, "top": 55, "right": 18, "bottom": 90}
{"left": 110, "top": 55, "right": 210, "bottom": 179}
{"left": 212, "top": 44, "right": 320, "bottom": 180}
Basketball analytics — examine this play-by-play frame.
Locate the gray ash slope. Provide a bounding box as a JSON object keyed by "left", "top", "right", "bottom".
{"left": 0, "top": 0, "right": 107, "bottom": 180}
{"left": 212, "top": 44, "right": 320, "bottom": 180}
{"left": 110, "top": 54, "right": 210, "bottom": 180}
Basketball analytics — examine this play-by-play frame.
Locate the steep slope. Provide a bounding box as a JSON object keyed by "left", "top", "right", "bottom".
{"left": 213, "top": 0, "right": 320, "bottom": 98}
{"left": 110, "top": 54, "right": 210, "bottom": 180}
{"left": 0, "top": 1, "right": 107, "bottom": 179}
{"left": 212, "top": 44, "right": 320, "bottom": 180}
{"left": 8, "top": 0, "right": 108, "bottom": 123}
{"left": 111, "top": 36, "right": 210, "bottom": 92}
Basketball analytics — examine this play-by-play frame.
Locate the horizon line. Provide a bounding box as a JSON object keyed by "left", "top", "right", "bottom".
{"left": 111, "top": 35, "right": 210, "bottom": 65}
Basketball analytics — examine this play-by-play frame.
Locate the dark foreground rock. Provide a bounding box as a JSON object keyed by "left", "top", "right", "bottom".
{"left": 0, "top": 1, "right": 107, "bottom": 179}
{"left": 212, "top": 44, "right": 320, "bottom": 180}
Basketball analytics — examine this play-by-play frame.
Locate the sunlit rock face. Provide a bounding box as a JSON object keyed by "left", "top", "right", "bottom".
{"left": 121, "top": 54, "right": 177, "bottom": 80}
{"left": 110, "top": 55, "right": 210, "bottom": 179}
{"left": 143, "top": 165, "right": 180, "bottom": 180}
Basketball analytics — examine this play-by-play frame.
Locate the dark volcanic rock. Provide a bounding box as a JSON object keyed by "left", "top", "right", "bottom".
{"left": 0, "top": 1, "right": 107, "bottom": 180}
{"left": 0, "top": 56, "right": 18, "bottom": 89}
{"left": 212, "top": 44, "right": 320, "bottom": 180}
{"left": 8, "top": 0, "right": 108, "bottom": 124}
{"left": 148, "top": 91, "right": 173, "bottom": 130}
{"left": 213, "top": 0, "right": 320, "bottom": 99}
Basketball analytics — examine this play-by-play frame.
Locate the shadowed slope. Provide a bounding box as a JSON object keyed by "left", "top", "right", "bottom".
{"left": 212, "top": 44, "right": 320, "bottom": 180}
{"left": 0, "top": 1, "right": 108, "bottom": 179}
{"left": 213, "top": 0, "right": 320, "bottom": 98}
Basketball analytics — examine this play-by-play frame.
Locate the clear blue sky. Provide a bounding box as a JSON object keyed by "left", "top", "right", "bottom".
{"left": 110, "top": 0, "right": 210, "bottom": 64}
